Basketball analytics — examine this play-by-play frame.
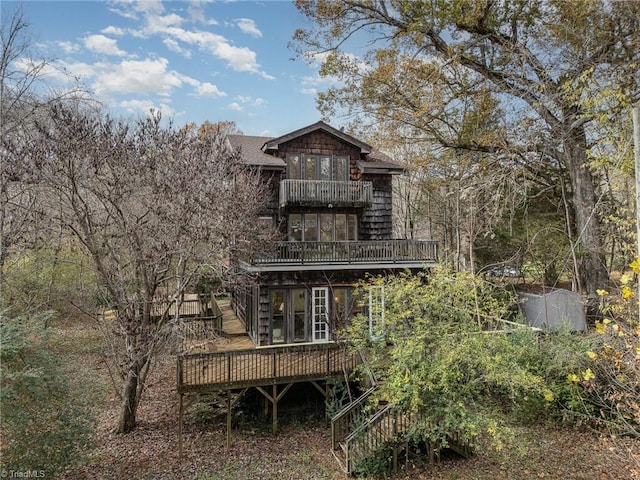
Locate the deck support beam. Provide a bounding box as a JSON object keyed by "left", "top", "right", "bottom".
{"left": 256, "top": 383, "right": 294, "bottom": 434}
{"left": 310, "top": 380, "right": 331, "bottom": 425}
{"left": 223, "top": 388, "right": 248, "bottom": 448}
{"left": 178, "top": 394, "right": 184, "bottom": 458}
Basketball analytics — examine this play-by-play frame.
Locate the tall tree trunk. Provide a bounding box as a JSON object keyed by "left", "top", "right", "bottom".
{"left": 116, "top": 360, "right": 140, "bottom": 433}
{"left": 563, "top": 127, "right": 608, "bottom": 299}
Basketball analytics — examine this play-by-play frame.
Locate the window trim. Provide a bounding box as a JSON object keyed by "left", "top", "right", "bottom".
{"left": 368, "top": 285, "right": 385, "bottom": 340}
{"left": 288, "top": 212, "right": 358, "bottom": 242}
{"left": 286, "top": 153, "right": 350, "bottom": 181}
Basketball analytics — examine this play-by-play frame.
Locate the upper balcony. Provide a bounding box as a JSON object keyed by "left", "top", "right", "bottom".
{"left": 242, "top": 239, "right": 438, "bottom": 272}
{"left": 279, "top": 179, "right": 373, "bottom": 208}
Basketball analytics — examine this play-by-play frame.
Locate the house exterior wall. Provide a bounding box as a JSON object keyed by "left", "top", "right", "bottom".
{"left": 278, "top": 131, "right": 362, "bottom": 181}
{"left": 233, "top": 125, "right": 430, "bottom": 347}
{"left": 272, "top": 131, "right": 394, "bottom": 241}
{"left": 361, "top": 174, "right": 393, "bottom": 240}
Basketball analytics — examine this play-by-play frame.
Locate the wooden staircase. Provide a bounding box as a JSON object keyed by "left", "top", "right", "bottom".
{"left": 331, "top": 387, "right": 472, "bottom": 475}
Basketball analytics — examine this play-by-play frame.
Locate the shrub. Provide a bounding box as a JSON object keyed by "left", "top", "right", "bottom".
{"left": 344, "top": 269, "right": 569, "bottom": 455}
{"left": 0, "top": 311, "right": 96, "bottom": 475}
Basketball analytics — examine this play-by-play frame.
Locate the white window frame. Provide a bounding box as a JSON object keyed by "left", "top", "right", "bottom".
{"left": 369, "top": 285, "right": 385, "bottom": 340}
{"left": 312, "top": 287, "right": 330, "bottom": 342}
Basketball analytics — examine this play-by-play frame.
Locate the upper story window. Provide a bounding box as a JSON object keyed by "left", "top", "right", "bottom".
{"left": 287, "top": 154, "right": 349, "bottom": 181}
{"left": 289, "top": 213, "right": 357, "bottom": 242}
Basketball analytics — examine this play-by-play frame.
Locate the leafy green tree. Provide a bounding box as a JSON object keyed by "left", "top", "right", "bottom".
{"left": 345, "top": 270, "right": 562, "bottom": 453}
{"left": 293, "top": 0, "right": 640, "bottom": 300}
{"left": 0, "top": 311, "right": 96, "bottom": 475}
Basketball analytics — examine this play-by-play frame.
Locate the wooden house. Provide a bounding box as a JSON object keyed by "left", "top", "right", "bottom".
{"left": 227, "top": 121, "right": 438, "bottom": 347}
{"left": 176, "top": 122, "right": 439, "bottom": 469}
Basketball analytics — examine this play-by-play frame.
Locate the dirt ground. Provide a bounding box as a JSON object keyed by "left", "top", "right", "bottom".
{"left": 58, "top": 329, "right": 640, "bottom": 480}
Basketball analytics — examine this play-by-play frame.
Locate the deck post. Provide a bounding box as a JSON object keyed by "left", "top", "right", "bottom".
{"left": 272, "top": 384, "right": 278, "bottom": 435}
{"left": 178, "top": 393, "right": 184, "bottom": 458}
{"left": 226, "top": 389, "right": 232, "bottom": 448}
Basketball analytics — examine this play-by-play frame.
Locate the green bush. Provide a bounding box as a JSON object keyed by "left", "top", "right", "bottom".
{"left": 345, "top": 269, "right": 593, "bottom": 455}
{"left": 0, "top": 311, "right": 96, "bottom": 475}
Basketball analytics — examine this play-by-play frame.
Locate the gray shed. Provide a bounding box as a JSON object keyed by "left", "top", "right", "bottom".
{"left": 518, "top": 288, "right": 586, "bottom": 332}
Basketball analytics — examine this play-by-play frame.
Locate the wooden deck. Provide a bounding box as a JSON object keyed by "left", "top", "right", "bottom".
{"left": 180, "top": 300, "right": 254, "bottom": 354}
{"left": 177, "top": 299, "right": 359, "bottom": 393}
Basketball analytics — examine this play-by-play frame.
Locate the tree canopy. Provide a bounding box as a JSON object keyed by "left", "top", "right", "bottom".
{"left": 293, "top": 0, "right": 640, "bottom": 296}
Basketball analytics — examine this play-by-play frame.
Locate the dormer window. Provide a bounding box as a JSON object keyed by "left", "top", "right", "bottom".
{"left": 287, "top": 154, "right": 349, "bottom": 181}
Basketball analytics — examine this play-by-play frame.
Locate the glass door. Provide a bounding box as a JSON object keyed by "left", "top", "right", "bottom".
{"left": 312, "top": 287, "right": 329, "bottom": 342}
{"left": 292, "top": 288, "right": 307, "bottom": 342}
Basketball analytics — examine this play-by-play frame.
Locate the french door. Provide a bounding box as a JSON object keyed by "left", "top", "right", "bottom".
{"left": 312, "top": 287, "right": 329, "bottom": 342}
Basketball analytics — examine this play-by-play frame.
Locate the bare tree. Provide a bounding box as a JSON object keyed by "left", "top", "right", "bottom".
{"left": 34, "top": 105, "right": 268, "bottom": 433}
{"left": 1, "top": 7, "right": 89, "bottom": 270}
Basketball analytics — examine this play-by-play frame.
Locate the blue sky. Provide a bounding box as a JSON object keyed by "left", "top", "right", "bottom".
{"left": 3, "top": 0, "right": 338, "bottom": 136}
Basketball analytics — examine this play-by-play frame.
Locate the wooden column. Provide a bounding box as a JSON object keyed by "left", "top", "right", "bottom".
{"left": 272, "top": 384, "right": 278, "bottom": 435}
{"left": 178, "top": 394, "right": 184, "bottom": 458}
{"left": 226, "top": 390, "right": 232, "bottom": 448}
{"left": 256, "top": 383, "right": 294, "bottom": 434}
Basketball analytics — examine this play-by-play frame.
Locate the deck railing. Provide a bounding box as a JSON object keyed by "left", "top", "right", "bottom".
{"left": 332, "top": 386, "right": 378, "bottom": 450}
{"left": 344, "top": 406, "right": 412, "bottom": 475}
{"left": 280, "top": 179, "right": 373, "bottom": 207}
{"left": 251, "top": 240, "right": 437, "bottom": 266}
{"left": 174, "top": 295, "right": 224, "bottom": 349}
{"left": 177, "top": 342, "right": 359, "bottom": 392}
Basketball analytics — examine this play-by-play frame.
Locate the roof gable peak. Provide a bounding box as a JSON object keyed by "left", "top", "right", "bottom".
{"left": 262, "top": 120, "right": 372, "bottom": 154}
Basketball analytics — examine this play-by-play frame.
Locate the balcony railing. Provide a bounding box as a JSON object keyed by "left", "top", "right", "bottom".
{"left": 249, "top": 240, "right": 438, "bottom": 267}
{"left": 279, "top": 179, "right": 373, "bottom": 207}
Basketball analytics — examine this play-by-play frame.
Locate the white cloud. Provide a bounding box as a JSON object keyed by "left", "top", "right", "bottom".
{"left": 194, "top": 82, "right": 226, "bottom": 98}
{"left": 163, "top": 38, "right": 192, "bottom": 58}
{"left": 101, "top": 26, "right": 125, "bottom": 36}
{"left": 134, "top": 0, "right": 165, "bottom": 16}
{"left": 146, "top": 13, "right": 184, "bottom": 31}
{"left": 106, "top": 2, "right": 273, "bottom": 79}
{"left": 84, "top": 35, "right": 126, "bottom": 57}
{"left": 95, "top": 59, "right": 187, "bottom": 96}
{"left": 236, "top": 18, "right": 262, "bottom": 38}
{"left": 160, "top": 27, "right": 273, "bottom": 79}
{"left": 119, "top": 98, "right": 176, "bottom": 118}
{"left": 61, "top": 57, "right": 196, "bottom": 98}
{"left": 57, "top": 41, "right": 80, "bottom": 54}
{"left": 235, "top": 95, "right": 265, "bottom": 107}
{"left": 14, "top": 58, "right": 72, "bottom": 82}
{"left": 188, "top": 2, "right": 216, "bottom": 24}
{"left": 228, "top": 102, "right": 243, "bottom": 112}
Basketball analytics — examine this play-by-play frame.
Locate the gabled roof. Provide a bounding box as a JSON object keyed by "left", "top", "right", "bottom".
{"left": 262, "top": 120, "right": 372, "bottom": 155}
{"left": 228, "top": 121, "right": 404, "bottom": 174}
{"left": 227, "top": 134, "right": 285, "bottom": 170}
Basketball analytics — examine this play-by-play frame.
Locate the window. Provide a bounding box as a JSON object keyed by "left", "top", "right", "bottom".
{"left": 368, "top": 286, "right": 385, "bottom": 340}
{"left": 288, "top": 213, "right": 358, "bottom": 242}
{"left": 320, "top": 213, "right": 333, "bottom": 241}
{"left": 271, "top": 290, "right": 285, "bottom": 344}
{"left": 289, "top": 154, "right": 300, "bottom": 179}
{"left": 312, "top": 287, "right": 329, "bottom": 342}
{"left": 289, "top": 214, "right": 302, "bottom": 241}
{"left": 257, "top": 216, "right": 274, "bottom": 237}
{"left": 304, "top": 213, "right": 318, "bottom": 242}
{"left": 287, "top": 154, "right": 349, "bottom": 181}
{"left": 293, "top": 288, "right": 307, "bottom": 342}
